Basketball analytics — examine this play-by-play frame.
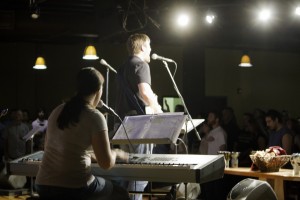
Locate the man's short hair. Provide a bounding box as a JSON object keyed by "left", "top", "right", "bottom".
{"left": 126, "top": 33, "right": 150, "bottom": 56}
{"left": 266, "top": 109, "right": 283, "bottom": 123}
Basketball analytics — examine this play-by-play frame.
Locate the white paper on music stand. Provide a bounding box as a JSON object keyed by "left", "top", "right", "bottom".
{"left": 112, "top": 113, "right": 187, "bottom": 145}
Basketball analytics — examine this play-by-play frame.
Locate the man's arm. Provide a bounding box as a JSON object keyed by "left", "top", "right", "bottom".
{"left": 282, "top": 133, "right": 293, "bottom": 154}
{"left": 138, "top": 82, "right": 162, "bottom": 114}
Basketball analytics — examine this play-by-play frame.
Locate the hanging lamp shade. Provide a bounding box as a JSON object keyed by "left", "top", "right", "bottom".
{"left": 33, "top": 56, "right": 47, "bottom": 70}
{"left": 83, "top": 45, "right": 99, "bottom": 60}
{"left": 239, "top": 54, "right": 252, "bottom": 67}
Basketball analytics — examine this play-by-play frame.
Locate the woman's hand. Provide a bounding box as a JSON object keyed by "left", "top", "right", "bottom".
{"left": 113, "top": 148, "right": 129, "bottom": 163}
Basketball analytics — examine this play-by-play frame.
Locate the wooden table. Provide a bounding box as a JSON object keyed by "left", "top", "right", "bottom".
{"left": 224, "top": 167, "right": 300, "bottom": 200}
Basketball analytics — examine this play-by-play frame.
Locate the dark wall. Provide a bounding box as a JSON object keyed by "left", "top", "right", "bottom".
{"left": 182, "top": 44, "right": 227, "bottom": 118}
{"left": 0, "top": 42, "right": 184, "bottom": 123}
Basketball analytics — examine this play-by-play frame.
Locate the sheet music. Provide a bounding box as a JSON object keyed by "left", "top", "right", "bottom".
{"left": 112, "top": 113, "right": 187, "bottom": 144}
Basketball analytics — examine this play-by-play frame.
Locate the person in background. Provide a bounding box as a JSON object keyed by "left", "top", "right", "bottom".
{"left": 115, "top": 33, "right": 162, "bottom": 200}
{"left": 198, "top": 121, "right": 211, "bottom": 155}
{"left": 32, "top": 108, "right": 48, "bottom": 131}
{"left": 35, "top": 67, "right": 130, "bottom": 200}
{"left": 265, "top": 109, "right": 293, "bottom": 155}
{"left": 31, "top": 108, "right": 48, "bottom": 151}
{"left": 221, "top": 107, "right": 240, "bottom": 151}
{"left": 0, "top": 108, "right": 9, "bottom": 170}
{"left": 174, "top": 104, "right": 184, "bottom": 112}
{"left": 234, "top": 112, "right": 267, "bottom": 167}
{"left": 22, "top": 109, "right": 32, "bottom": 130}
{"left": 287, "top": 118, "right": 300, "bottom": 152}
{"left": 206, "top": 110, "right": 227, "bottom": 154}
{"left": 286, "top": 118, "right": 300, "bottom": 152}
{"left": 253, "top": 108, "right": 268, "bottom": 139}
{"left": 2, "top": 109, "right": 30, "bottom": 161}
{"left": 198, "top": 111, "right": 227, "bottom": 200}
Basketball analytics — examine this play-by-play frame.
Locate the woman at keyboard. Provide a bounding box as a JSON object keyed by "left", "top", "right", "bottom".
{"left": 35, "top": 67, "right": 130, "bottom": 200}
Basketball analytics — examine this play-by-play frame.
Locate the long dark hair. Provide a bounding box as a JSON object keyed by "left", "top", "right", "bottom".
{"left": 57, "top": 67, "right": 104, "bottom": 130}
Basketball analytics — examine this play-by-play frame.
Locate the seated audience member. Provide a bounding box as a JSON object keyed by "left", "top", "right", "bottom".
{"left": 294, "top": 132, "right": 300, "bottom": 152}
{"left": 234, "top": 112, "right": 267, "bottom": 167}
{"left": 199, "top": 111, "right": 227, "bottom": 200}
{"left": 265, "top": 109, "right": 293, "bottom": 155}
{"left": 198, "top": 122, "right": 211, "bottom": 154}
{"left": 35, "top": 67, "right": 129, "bottom": 200}
{"left": 253, "top": 108, "right": 268, "bottom": 138}
{"left": 0, "top": 109, "right": 8, "bottom": 170}
{"left": 22, "top": 109, "right": 32, "bottom": 130}
{"left": 2, "top": 109, "right": 30, "bottom": 161}
{"left": 205, "top": 110, "right": 227, "bottom": 154}
{"left": 286, "top": 118, "right": 300, "bottom": 152}
{"left": 31, "top": 108, "right": 48, "bottom": 151}
{"left": 221, "top": 107, "right": 240, "bottom": 151}
{"left": 174, "top": 104, "right": 184, "bottom": 112}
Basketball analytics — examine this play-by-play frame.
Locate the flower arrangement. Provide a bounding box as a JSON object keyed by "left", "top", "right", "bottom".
{"left": 250, "top": 146, "right": 290, "bottom": 172}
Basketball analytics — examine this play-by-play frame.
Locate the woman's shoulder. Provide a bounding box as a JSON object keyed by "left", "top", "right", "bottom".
{"left": 82, "top": 108, "right": 108, "bottom": 131}
{"left": 82, "top": 107, "right": 105, "bottom": 120}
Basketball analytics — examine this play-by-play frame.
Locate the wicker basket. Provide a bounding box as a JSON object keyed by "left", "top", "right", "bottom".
{"left": 249, "top": 155, "right": 291, "bottom": 172}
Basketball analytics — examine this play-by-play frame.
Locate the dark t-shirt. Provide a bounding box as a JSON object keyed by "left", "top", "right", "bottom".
{"left": 268, "top": 127, "right": 291, "bottom": 147}
{"left": 115, "top": 56, "right": 151, "bottom": 119}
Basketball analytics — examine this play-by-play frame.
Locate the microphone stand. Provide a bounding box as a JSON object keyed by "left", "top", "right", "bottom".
{"left": 24, "top": 129, "right": 41, "bottom": 199}
{"left": 28, "top": 135, "right": 39, "bottom": 199}
{"left": 162, "top": 61, "right": 201, "bottom": 142}
{"left": 101, "top": 61, "right": 117, "bottom": 121}
{"left": 105, "top": 68, "right": 109, "bottom": 110}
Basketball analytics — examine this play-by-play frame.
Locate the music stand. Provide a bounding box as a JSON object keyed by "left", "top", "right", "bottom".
{"left": 180, "top": 119, "right": 205, "bottom": 134}
{"left": 111, "top": 113, "right": 187, "bottom": 145}
{"left": 22, "top": 126, "right": 43, "bottom": 199}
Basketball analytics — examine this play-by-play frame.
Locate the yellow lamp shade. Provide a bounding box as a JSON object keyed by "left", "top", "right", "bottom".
{"left": 33, "top": 56, "right": 47, "bottom": 70}
{"left": 239, "top": 55, "right": 252, "bottom": 67}
{"left": 83, "top": 45, "right": 99, "bottom": 60}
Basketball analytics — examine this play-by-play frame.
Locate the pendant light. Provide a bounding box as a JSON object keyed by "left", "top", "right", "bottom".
{"left": 239, "top": 54, "right": 252, "bottom": 67}
{"left": 83, "top": 45, "right": 99, "bottom": 60}
{"left": 33, "top": 56, "right": 47, "bottom": 70}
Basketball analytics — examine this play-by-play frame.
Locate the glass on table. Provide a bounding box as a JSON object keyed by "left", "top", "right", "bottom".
{"left": 231, "top": 152, "right": 240, "bottom": 168}
{"left": 290, "top": 153, "right": 300, "bottom": 176}
{"left": 218, "top": 151, "right": 231, "bottom": 168}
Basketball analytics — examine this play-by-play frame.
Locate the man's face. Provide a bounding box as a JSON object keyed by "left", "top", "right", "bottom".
{"left": 142, "top": 39, "right": 151, "bottom": 63}
{"left": 207, "top": 113, "right": 216, "bottom": 126}
{"left": 265, "top": 116, "right": 277, "bottom": 131}
{"left": 14, "top": 110, "right": 23, "bottom": 123}
{"left": 38, "top": 111, "right": 44, "bottom": 117}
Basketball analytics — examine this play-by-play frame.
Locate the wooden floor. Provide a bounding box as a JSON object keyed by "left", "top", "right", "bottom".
{"left": 0, "top": 196, "right": 29, "bottom": 200}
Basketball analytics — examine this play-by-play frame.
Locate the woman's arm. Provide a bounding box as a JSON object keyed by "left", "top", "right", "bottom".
{"left": 92, "top": 130, "right": 128, "bottom": 169}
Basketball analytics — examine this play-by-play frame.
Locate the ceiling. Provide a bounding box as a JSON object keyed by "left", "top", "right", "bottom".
{"left": 1, "top": 0, "right": 300, "bottom": 52}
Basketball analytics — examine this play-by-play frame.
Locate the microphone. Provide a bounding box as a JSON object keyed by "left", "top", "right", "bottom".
{"left": 151, "top": 53, "right": 174, "bottom": 63}
{"left": 100, "top": 59, "right": 117, "bottom": 74}
{"left": 97, "top": 100, "right": 120, "bottom": 118}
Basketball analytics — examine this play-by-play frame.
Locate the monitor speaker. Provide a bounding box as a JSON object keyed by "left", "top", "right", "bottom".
{"left": 227, "top": 178, "right": 277, "bottom": 200}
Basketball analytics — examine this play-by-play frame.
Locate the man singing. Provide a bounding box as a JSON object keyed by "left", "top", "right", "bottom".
{"left": 115, "top": 33, "right": 163, "bottom": 200}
